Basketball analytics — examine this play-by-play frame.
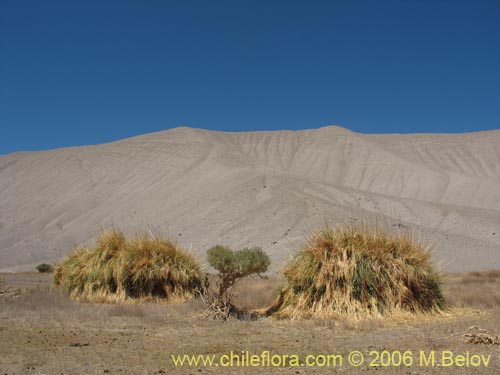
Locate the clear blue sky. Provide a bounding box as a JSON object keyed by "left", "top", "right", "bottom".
{"left": 1, "top": 0, "right": 499, "bottom": 154}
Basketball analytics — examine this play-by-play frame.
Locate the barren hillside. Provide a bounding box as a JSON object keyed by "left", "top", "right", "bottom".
{"left": 1, "top": 126, "right": 499, "bottom": 272}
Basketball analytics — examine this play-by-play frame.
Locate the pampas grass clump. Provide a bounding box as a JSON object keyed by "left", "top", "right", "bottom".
{"left": 268, "top": 224, "right": 445, "bottom": 319}
{"left": 54, "top": 229, "right": 203, "bottom": 302}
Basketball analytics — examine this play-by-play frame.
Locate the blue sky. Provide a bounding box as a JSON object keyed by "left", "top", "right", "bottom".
{"left": 1, "top": 0, "right": 499, "bottom": 154}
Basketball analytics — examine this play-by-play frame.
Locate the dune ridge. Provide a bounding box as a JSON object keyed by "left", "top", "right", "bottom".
{"left": 1, "top": 125, "right": 499, "bottom": 272}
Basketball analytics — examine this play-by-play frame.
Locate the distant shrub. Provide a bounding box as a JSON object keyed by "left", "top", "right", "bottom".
{"left": 36, "top": 263, "right": 54, "bottom": 273}
{"left": 267, "top": 223, "right": 445, "bottom": 319}
{"left": 0, "top": 277, "right": 6, "bottom": 294}
{"left": 53, "top": 229, "right": 203, "bottom": 302}
{"left": 203, "top": 245, "right": 270, "bottom": 320}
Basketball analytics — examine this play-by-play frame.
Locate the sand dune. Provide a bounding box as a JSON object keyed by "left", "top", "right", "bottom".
{"left": 1, "top": 125, "right": 499, "bottom": 272}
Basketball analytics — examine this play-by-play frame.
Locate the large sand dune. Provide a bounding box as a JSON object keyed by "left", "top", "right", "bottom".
{"left": 1, "top": 126, "right": 499, "bottom": 272}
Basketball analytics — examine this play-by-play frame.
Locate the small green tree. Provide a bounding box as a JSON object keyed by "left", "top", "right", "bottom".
{"left": 204, "top": 245, "right": 270, "bottom": 320}
{"left": 207, "top": 245, "right": 270, "bottom": 296}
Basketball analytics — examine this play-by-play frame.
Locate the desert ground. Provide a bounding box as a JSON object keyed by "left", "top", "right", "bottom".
{"left": 1, "top": 271, "right": 499, "bottom": 375}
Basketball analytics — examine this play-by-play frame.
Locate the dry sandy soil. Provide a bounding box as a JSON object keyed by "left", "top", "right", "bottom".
{"left": 1, "top": 272, "right": 499, "bottom": 375}
{"left": 1, "top": 126, "right": 499, "bottom": 272}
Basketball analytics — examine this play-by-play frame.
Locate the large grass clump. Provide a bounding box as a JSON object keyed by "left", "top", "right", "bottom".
{"left": 54, "top": 229, "right": 203, "bottom": 302}
{"left": 268, "top": 224, "right": 445, "bottom": 319}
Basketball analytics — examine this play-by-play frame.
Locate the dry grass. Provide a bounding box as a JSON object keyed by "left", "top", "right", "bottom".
{"left": 53, "top": 229, "right": 203, "bottom": 302}
{"left": 0, "top": 287, "right": 205, "bottom": 330}
{"left": 0, "top": 271, "right": 499, "bottom": 375}
{"left": 442, "top": 270, "right": 500, "bottom": 309}
{"left": 267, "top": 223, "right": 445, "bottom": 319}
{"left": 232, "top": 276, "right": 283, "bottom": 310}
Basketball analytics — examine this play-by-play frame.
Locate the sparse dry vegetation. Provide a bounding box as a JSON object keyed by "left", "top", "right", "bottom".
{"left": 53, "top": 229, "right": 203, "bottom": 302}
{"left": 460, "top": 326, "right": 500, "bottom": 345}
{"left": 1, "top": 226, "right": 498, "bottom": 374}
{"left": 232, "top": 276, "right": 282, "bottom": 310}
{"left": 0, "top": 270, "right": 499, "bottom": 374}
{"left": 442, "top": 270, "right": 500, "bottom": 309}
{"left": 0, "top": 276, "right": 6, "bottom": 294}
{"left": 267, "top": 224, "right": 445, "bottom": 319}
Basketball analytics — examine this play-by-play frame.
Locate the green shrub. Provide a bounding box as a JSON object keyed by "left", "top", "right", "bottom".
{"left": 207, "top": 245, "right": 270, "bottom": 296}
{"left": 267, "top": 223, "right": 445, "bottom": 319}
{"left": 203, "top": 245, "right": 270, "bottom": 320}
{"left": 53, "top": 229, "right": 203, "bottom": 302}
{"left": 36, "top": 263, "right": 54, "bottom": 273}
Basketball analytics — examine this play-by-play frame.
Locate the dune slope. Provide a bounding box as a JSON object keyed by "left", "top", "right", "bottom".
{"left": 1, "top": 126, "right": 499, "bottom": 272}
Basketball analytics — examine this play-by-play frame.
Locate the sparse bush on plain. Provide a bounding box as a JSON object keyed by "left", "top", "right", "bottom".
{"left": 53, "top": 229, "right": 203, "bottom": 302}
{"left": 202, "top": 245, "right": 270, "bottom": 320}
{"left": 0, "top": 277, "right": 6, "bottom": 294}
{"left": 267, "top": 223, "right": 445, "bottom": 319}
{"left": 36, "top": 263, "right": 54, "bottom": 273}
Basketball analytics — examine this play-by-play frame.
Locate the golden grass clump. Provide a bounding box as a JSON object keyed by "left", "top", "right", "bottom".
{"left": 268, "top": 224, "right": 445, "bottom": 319}
{"left": 53, "top": 229, "right": 203, "bottom": 302}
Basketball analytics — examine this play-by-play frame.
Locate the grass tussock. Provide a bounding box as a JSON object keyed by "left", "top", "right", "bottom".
{"left": 267, "top": 224, "right": 445, "bottom": 319}
{"left": 53, "top": 229, "right": 203, "bottom": 302}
